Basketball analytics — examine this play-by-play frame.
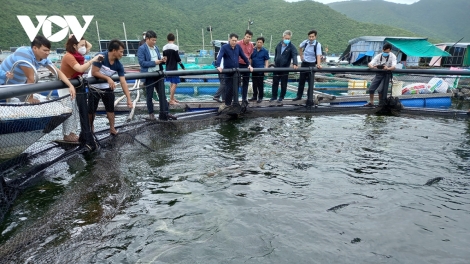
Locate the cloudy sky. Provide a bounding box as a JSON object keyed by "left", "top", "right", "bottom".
{"left": 285, "top": 0, "right": 420, "bottom": 4}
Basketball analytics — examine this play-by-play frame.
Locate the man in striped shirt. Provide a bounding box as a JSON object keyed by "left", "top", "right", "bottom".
{"left": 0, "top": 35, "right": 75, "bottom": 103}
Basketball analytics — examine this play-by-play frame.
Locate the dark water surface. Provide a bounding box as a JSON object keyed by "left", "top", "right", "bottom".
{"left": 1, "top": 115, "right": 470, "bottom": 263}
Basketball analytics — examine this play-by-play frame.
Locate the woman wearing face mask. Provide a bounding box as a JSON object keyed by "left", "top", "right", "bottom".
{"left": 59, "top": 35, "right": 102, "bottom": 142}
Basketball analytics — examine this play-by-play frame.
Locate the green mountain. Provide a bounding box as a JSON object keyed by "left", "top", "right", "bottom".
{"left": 328, "top": 0, "right": 469, "bottom": 43}
{"left": 1, "top": 0, "right": 424, "bottom": 54}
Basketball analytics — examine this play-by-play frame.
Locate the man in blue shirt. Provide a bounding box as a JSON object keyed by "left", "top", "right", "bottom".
{"left": 0, "top": 35, "right": 76, "bottom": 103}
{"left": 249, "top": 37, "right": 270, "bottom": 103}
{"left": 216, "top": 33, "right": 253, "bottom": 107}
{"left": 294, "top": 29, "right": 322, "bottom": 101}
{"left": 89, "top": 39, "right": 132, "bottom": 136}
{"left": 0, "top": 70, "right": 13, "bottom": 84}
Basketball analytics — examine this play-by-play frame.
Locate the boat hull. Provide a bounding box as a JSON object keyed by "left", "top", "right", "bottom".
{"left": 0, "top": 114, "right": 71, "bottom": 160}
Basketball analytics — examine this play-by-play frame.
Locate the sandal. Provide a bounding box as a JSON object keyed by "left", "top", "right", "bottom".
{"left": 363, "top": 102, "right": 374, "bottom": 107}
{"left": 63, "top": 133, "right": 79, "bottom": 142}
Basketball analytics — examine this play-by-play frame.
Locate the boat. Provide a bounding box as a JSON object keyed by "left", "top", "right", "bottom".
{"left": 0, "top": 100, "right": 72, "bottom": 159}
{"left": 0, "top": 61, "right": 72, "bottom": 159}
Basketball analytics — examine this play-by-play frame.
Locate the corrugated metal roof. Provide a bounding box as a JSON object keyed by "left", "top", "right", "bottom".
{"left": 434, "top": 43, "right": 470, "bottom": 48}
{"left": 348, "top": 36, "right": 427, "bottom": 45}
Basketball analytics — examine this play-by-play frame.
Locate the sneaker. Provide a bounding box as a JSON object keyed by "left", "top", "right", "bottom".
{"left": 213, "top": 97, "right": 222, "bottom": 103}
{"left": 218, "top": 104, "right": 228, "bottom": 112}
{"left": 248, "top": 97, "right": 256, "bottom": 101}
{"left": 148, "top": 113, "right": 156, "bottom": 120}
{"left": 269, "top": 98, "right": 277, "bottom": 102}
{"left": 256, "top": 99, "right": 262, "bottom": 103}
{"left": 243, "top": 100, "right": 249, "bottom": 105}
{"left": 292, "top": 97, "right": 302, "bottom": 101}
{"left": 363, "top": 102, "right": 374, "bottom": 107}
{"left": 277, "top": 98, "right": 283, "bottom": 103}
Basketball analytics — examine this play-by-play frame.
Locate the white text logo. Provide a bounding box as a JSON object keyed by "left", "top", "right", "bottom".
{"left": 17, "top": 15, "right": 94, "bottom": 42}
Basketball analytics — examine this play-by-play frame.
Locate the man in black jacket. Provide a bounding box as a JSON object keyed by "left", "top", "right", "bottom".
{"left": 270, "top": 30, "right": 298, "bottom": 103}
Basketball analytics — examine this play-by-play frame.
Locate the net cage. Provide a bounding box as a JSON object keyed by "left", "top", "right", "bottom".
{"left": 0, "top": 66, "right": 469, "bottom": 263}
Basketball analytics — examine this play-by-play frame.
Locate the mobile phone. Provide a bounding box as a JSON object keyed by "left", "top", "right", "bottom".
{"left": 98, "top": 56, "right": 104, "bottom": 62}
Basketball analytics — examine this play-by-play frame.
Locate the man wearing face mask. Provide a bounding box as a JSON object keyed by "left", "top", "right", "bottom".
{"left": 294, "top": 29, "right": 322, "bottom": 101}
{"left": 365, "top": 43, "right": 397, "bottom": 107}
{"left": 270, "top": 30, "right": 298, "bottom": 103}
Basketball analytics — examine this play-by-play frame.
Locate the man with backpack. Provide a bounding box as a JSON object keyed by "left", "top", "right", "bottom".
{"left": 293, "top": 29, "right": 322, "bottom": 101}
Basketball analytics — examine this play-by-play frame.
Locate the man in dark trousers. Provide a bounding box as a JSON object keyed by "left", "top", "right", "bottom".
{"left": 137, "top": 30, "right": 176, "bottom": 121}
{"left": 216, "top": 33, "right": 253, "bottom": 109}
{"left": 294, "top": 29, "right": 322, "bottom": 101}
{"left": 270, "top": 30, "right": 298, "bottom": 103}
{"left": 249, "top": 36, "right": 270, "bottom": 103}
{"left": 237, "top": 30, "right": 254, "bottom": 104}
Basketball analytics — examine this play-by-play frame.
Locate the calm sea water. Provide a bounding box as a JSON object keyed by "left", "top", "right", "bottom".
{"left": 1, "top": 114, "right": 469, "bottom": 263}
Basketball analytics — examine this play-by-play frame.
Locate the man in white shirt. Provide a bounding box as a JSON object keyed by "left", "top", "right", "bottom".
{"left": 365, "top": 43, "right": 397, "bottom": 106}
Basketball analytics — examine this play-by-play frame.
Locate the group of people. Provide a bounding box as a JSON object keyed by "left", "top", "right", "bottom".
{"left": 214, "top": 29, "right": 324, "bottom": 108}
{"left": 0, "top": 30, "right": 186, "bottom": 144}
{"left": 0, "top": 34, "right": 134, "bottom": 143}
{"left": 1, "top": 30, "right": 467, "bottom": 145}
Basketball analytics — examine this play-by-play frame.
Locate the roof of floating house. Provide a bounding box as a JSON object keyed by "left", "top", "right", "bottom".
{"left": 346, "top": 36, "right": 450, "bottom": 57}
{"left": 434, "top": 43, "right": 470, "bottom": 48}
{"left": 348, "top": 36, "right": 426, "bottom": 45}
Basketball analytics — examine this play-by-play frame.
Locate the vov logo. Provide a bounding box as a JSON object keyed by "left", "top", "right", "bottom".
{"left": 17, "top": 15, "right": 94, "bottom": 42}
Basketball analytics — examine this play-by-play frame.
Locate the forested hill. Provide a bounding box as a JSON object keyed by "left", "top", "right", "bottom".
{"left": 1, "top": 0, "right": 422, "bottom": 54}
{"left": 329, "top": 0, "right": 469, "bottom": 43}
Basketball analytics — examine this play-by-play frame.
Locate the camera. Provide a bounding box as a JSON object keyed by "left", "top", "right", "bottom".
{"left": 376, "top": 64, "right": 385, "bottom": 69}
{"left": 98, "top": 56, "right": 104, "bottom": 62}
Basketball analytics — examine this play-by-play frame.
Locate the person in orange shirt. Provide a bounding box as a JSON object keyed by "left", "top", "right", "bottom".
{"left": 60, "top": 35, "right": 102, "bottom": 142}
{"left": 237, "top": 30, "right": 254, "bottom": 104}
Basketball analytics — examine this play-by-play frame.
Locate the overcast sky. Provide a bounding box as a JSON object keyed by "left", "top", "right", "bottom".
{"left": 285, "top": 0, "right": 420, "bottom": 4}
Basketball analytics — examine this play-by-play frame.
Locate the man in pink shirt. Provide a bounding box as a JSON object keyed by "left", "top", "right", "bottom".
{"left": 237, "top": 30, "right": 254, "bottom": 104}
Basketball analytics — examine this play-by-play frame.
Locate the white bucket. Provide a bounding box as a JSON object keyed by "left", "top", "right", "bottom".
{"left": 392, "top": 81, "right": 404, "bottom": 96}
